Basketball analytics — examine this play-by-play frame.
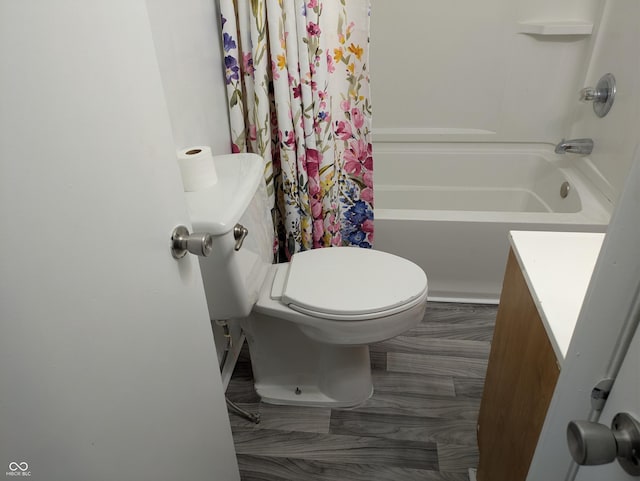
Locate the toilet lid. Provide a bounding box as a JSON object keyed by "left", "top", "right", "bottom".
{"left": 281, "top": 247, "right": 427, "bottom": 319}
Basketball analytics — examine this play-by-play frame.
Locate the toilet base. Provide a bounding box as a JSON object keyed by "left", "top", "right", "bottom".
{"left": 241, "top": 313, "right": 375, "bottom": 408}
{"left": 256, "top": 382, "right": 373, "bottom": 408}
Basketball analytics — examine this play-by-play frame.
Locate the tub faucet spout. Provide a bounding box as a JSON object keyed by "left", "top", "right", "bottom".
{"left": 554, "top": 138, "right": 594, "bottom": 155}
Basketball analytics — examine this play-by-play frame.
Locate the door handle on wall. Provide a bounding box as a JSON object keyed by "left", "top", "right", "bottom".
{"left": 567, "top": 412, "right": 640, "bottom": 475}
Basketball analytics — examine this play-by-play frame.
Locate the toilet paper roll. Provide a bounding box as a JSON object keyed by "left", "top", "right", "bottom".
{"left": 176, "top": 146, "right": 218, "bottom": 192}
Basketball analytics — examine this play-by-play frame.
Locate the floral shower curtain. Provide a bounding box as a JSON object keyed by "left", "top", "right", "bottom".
{"left": 219, "top": 0, "right": 373, "bottom": 260}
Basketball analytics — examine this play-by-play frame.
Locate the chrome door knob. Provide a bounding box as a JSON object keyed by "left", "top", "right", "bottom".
{"left": 171, "top": 225, "right": 213, "bottom": 259}
{"left": 567, "top": 420, "right": 617, "bottom": 465}
{"left": 567, "top": 412, "right": 640, "bottom": 475}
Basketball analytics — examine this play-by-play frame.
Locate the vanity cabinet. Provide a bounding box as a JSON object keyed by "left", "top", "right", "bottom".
{"left": 477, "top": 248, "right": 560, "bottom": 481}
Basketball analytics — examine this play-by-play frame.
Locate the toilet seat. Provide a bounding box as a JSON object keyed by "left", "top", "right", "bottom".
{"left": 270, "top": 247, "right": 428, "bottom": 321}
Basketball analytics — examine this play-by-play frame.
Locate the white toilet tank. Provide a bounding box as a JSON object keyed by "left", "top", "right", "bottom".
{"left": 183, "top": 154, "right": 273, "bottom": 320}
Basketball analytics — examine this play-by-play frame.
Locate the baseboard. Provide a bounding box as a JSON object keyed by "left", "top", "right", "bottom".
{"left": 428, "top": 295, "right": 499, "bottom": 305}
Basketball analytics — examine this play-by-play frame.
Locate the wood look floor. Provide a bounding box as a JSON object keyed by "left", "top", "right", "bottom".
{"left": 226, "top": 302, "right": 497, "bottom": 481}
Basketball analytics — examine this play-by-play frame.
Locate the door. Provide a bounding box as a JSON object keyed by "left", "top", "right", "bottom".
{"left": 572, "top": 322, "right": 640, "bottom": 481}
{"left": 0, "top": 2, "right": 239, "bottom": 481}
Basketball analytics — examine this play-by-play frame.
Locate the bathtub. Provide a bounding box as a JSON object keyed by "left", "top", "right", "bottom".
{"left": 373, "top": 144, "right": 613, "bottom": 303}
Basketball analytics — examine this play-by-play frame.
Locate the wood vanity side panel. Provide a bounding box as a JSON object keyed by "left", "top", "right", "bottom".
{"left": 477, "top": 249, "right": 560, "bottom": 481}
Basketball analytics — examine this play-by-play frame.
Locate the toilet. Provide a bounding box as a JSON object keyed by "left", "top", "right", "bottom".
{"left": 184, "top": 153, "right": 428, "bottom": 407}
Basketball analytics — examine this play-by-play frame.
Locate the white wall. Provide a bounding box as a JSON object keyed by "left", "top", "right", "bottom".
{"left": 370, "top": 0, "right": 603, "bottom": 143}
{"left": 146, "top": 0, "right": 231, "bottom": 154}
{"left": 145, "top": 0, "right": 242, "bottom": 381}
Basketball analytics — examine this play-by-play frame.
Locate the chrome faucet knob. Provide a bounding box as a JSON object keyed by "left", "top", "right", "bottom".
{"left": 579, "top": 87, "right": 603, "bottom": 103}
{"left": 578, "top": 73, "right": 616, "bottom": 118}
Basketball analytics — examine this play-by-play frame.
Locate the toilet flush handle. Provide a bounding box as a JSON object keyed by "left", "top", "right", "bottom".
{"left": 233, "top": 223, "right": 249, "bottom": 251}
{"left": 171, "top": 225, "right": 213, "bottom": 259}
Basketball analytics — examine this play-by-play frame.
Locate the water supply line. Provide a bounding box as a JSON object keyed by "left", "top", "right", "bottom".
{"left": 215, "top": 319, "right": 260, "bottom": 424}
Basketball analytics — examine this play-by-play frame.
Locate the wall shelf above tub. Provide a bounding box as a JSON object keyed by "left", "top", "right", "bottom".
{"left": 517, "top": 21, "right": 594, "bottom": 37}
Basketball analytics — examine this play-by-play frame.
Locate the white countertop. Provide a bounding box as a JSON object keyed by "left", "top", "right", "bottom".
{"left": 509, "top": 231, "right": 605, "bottom": 364}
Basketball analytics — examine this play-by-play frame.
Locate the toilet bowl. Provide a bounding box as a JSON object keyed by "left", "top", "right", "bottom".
{"left": 183, "top": 153, "right": 428, "bottom": 407}
{"left": 245, "top": 247, "right": 427, "bottom": 406}
{"left": 256, "top": 247, "right": 428, "bottom": 345}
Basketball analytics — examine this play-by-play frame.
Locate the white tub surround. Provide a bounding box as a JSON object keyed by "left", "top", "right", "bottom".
{"left": 371, "top": 0, "right": 640, "bottom": 207}
{"left": 509, "top": 230, "right": 604, "bottom": 363}
{"left": 374, "top": 144, "right": 611, "bottom": 302}
{"left": 370, "top": 1, "right": 603, "bottom": 145}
